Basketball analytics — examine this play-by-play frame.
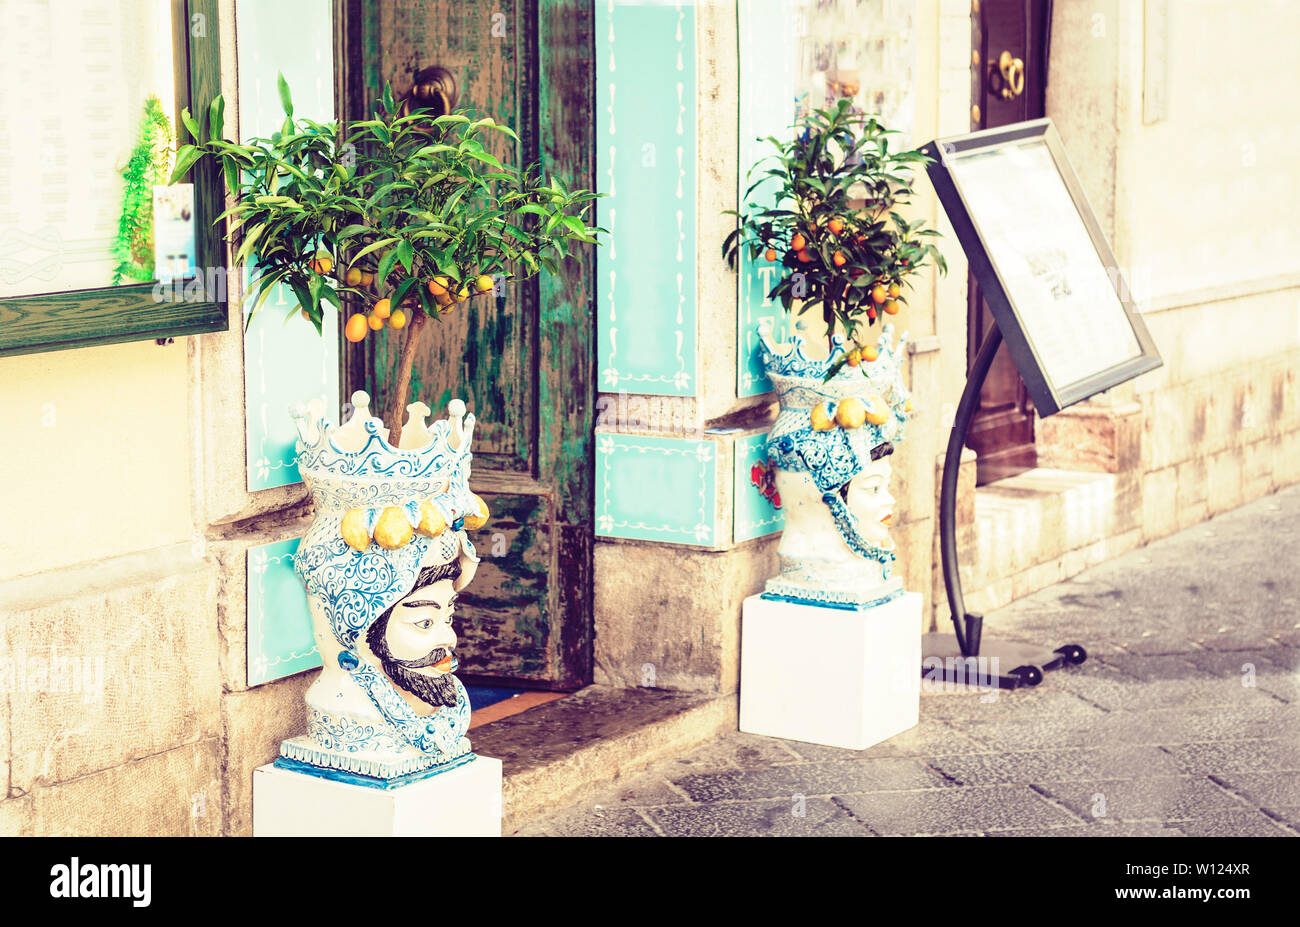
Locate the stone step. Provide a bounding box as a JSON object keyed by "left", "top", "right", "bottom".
{"left": 966, "top": 467, "right": 1142, "bottom": 615}
{"left": 467, "top": 685, "right": 736, "bottom": 832}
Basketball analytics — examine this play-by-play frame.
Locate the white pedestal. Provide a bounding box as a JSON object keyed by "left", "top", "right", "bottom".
{"left": 740, "top": 591, "right": 921, "bottom": 750}
{"left": 253, "top": 755, "right": 503, "bottom": 837}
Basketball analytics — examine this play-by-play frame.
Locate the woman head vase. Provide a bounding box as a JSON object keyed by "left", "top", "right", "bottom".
{"left": 758, "top": 323, "right": 913, "bottom": 603}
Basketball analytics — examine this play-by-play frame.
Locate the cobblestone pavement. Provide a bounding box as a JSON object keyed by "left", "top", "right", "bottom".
{"left": 516, "top": 484, "right": 1300, "bottom": 837}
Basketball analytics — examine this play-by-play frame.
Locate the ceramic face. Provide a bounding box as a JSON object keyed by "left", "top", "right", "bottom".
{"left": 365, "top": 556, "right": 463, "bottom": 710}
{"left": 846, "top": 457, "right": 895, "bottom": 550}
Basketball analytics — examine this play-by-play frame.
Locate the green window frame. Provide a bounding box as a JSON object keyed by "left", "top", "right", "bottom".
{"left": 0, "top": 0, "right": 228, "bottom": 358}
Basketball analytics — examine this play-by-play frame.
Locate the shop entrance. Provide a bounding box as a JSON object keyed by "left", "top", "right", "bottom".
{"left": 338, "top": 1, "right": 596, "bottom": 690}
{"left": 967, "top": 0, "right": 1052, "bottom": 484}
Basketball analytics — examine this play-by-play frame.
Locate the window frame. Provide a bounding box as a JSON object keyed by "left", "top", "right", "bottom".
{"left": 0, "top": 0, "right": 228, "bottom": 358}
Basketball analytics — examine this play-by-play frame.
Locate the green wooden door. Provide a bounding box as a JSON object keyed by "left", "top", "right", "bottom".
{"left": 340, "top": 0, "right": 594, "bottom": 689}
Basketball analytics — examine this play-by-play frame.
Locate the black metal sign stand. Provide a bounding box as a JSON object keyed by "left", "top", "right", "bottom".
{"left": 921, "top": 322, "right": 1088, "bottom": 690}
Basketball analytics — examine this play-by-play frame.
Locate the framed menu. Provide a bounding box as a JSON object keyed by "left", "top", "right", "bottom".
{"left": 921, "top": 119, "right": 1161, "bottom": 416}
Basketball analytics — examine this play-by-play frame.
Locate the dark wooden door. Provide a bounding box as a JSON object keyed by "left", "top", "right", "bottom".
{"left": 967, "top": 0, "right": 1051, "bottom": 484}
{"left": 339, "top": 1, "right": 595, "bottom": 689}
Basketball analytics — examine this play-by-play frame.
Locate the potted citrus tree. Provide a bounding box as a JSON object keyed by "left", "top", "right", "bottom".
{"left": 723, "top": 99, "right": 945, "bottom": 607}
{"left": 176, "top": 76, "right": 598, "bottom": 442}
{"left": 171, "top": 79, "right": 600, "bottom": 789}
{"left": 723, "top": 98, "right": 944, "bottom": 375}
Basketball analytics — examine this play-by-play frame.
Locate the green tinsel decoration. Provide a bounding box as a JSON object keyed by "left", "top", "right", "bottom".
{"left": 112, "top": 96, "right": 174, "bottom": 285}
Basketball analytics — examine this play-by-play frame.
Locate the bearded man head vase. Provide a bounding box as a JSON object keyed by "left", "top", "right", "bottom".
{"left": 365, "top": 557, "right": 463, "bottom": 710}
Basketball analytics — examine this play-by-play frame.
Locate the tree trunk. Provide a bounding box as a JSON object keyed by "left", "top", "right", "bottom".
{"left": 385, "top": 308, "right": 430, "bottom": 445}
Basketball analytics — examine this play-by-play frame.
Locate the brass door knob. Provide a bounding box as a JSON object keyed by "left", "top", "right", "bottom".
{"left": 402, "top": 65, "right": 458, "bottom": 116}
{"left": 992, "top": 50, "right": 1025, "bottom": 101}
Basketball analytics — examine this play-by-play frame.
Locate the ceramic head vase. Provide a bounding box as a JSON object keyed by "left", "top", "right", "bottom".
{"left": 758, "top": 320, "right": 913, "bottom": 609}
{"left": 277, "top": 391, "right": 490, "bottom": 787}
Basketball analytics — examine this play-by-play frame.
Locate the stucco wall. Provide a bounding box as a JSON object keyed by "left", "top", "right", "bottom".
{"left": 1049, "top": 0, "right": 1300, "bottom": 528}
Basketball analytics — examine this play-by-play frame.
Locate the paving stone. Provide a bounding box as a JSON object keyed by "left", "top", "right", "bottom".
{"left": 647, "top": 798, "right": 871, "bottom": 837}
{"left": 964, "top": 704, "right": 1300, "bottom": 752}
{"left": 836, "top": 786, "right": 1078, "bottom": 835}
{"left": 1034, "top": 777, "right": 1246, "bottom": 823}
{"left": 1051, "top": 663, "right": 1288, "bottom": 712}
{"left": 1178, "top": 648, "right": 1296, "bottom": 678}
{"left": 926, "top": 745, "right": 1184, "bottom": 787}
{"left": 1213, "top": 771, "right": 1300, "bottom": 814}
{"left": 986, "top": 822, "right": 1183, "bottom": 837}
{"left": 920, "top": 686, "right": 1103, "bottom": 722}
{"left": 781, "top": 721, "right": 990, "bottom": 762}
{"left": 1160, "top": 739, "right": 1300, "bottom": 776}
{"left": 1115, "top": 636, "right": 1204, "bottom": 656}
{"left": 1169, "top": 811, "right": 1297, "bottom": 837}
{"left": 671, "top": 757, "right": 951, "bottom": 802}
{"left": 678, "top": 731, "right": 804, "bottom": 770}
{"left": 1094, "top": 653, "right": 1220, "bottom": 682}
{"left": 513, "top": 807, "right": 660, "bottom": 837}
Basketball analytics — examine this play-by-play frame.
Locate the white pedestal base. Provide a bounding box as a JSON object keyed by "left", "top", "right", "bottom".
{"left": 253, "top": 755, "right": 503, "bottom": 837}
{"left": 740, "top": 591, "right": 921, "bottom": 750}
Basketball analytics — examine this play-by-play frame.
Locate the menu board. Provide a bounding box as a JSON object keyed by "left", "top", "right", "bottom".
{"left": 925, "top": 121, "right": 1161, "bottom": 415}
{"left": 948, "top": 140, "right": 1142, "bottom": 393}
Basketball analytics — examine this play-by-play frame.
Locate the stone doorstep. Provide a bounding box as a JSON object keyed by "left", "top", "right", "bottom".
{"left": 967, "top": 467, "right": 1131, "bottom": 615}
{"left": 467, "top": 685, "right": 737, "bottom": 833}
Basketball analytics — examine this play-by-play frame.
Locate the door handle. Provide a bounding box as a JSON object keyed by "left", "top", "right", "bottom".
{"left": 991, "top": 51, "right": 1025, "bottom": 101}
{"left": 402, "top": 65, "right": 458, "bottom": 116}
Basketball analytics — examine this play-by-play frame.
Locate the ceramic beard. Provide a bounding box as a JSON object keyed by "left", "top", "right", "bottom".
{"left": 277, "top": 392, "right": 489, "bottom": 786}
{"left": 759, "top": 321, "right": 913, "bottom": 608}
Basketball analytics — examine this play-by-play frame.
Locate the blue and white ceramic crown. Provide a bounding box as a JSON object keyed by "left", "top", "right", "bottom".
{"left": 758, "top": 321, "right": 914, "bottom": 609}
{"left": 759, "top": 320, "right": 912, "bottom": 493}
{"left": 277, "top": 391, "right": 487, "bottom": 787}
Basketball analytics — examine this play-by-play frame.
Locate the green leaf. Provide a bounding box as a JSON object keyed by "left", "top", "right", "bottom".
{"left": 180, "top": 108, "right": 200, "bottom": 143}
{"left": 233, "top": 224, "right": 264, "bottom": 265}
{"left": 376, "top": 247, "right": 399, "bottom": 286}
{"left": 169, "top": 145, "right": 203, "bottom": 184}
{"left": 208, "top": 95, "right": 225, "bottom": 143}
{"left": 391, "top": 276, "right": 419, "bottom": 307}
{"left": 347, "top": 236, "right": 399, "bottom": 267}
{"left": 277, "top": 72, "right": 294, "bottom": 117}
{"left": 395, "top": 239, "right": 414, "bottom": 273}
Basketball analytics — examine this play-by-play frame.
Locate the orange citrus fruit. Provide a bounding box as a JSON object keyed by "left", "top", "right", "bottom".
{"left": 388, "top": 308, "right": 407, "bottom": 329}
{"left": 474, "top": 274, "right": 495, "bottom": 294}
{"left": 871, "top": 284, "right": 887, "bottom": 304}
{"left": 373, "top": 298, "right": 391, "bottom": 319}
{"left": 344, "top": 267, "right": 363, "bottom": 286}
{"left": 828, "top": 217, "right": 845, "bottom": 236}
{"left": 367, "top": 313, "right": 384, "bottom": 331}
{"left": 764, "top": 248, "right": 778, "bottom": 262}
{"left": 344, "top": 313, "right": 368, "bottom": 342}
{"left": 883, "top": 299, "right": 901, "bottom": 315}
{"left": 862, "top": 344, "right": 879, "bottom": 362}
{"left": 888, "top": 283, "right": 901, "bottom": 299}
{"left": 791, "top": 233, "right": 807, "bottom": 251}
{"left": 832, "top": 251, "right": 847, "bottom": 267}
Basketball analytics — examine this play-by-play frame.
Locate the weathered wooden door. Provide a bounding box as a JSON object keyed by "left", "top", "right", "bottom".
{"left": 967, "top": 0, "right": 1051, "bottom": 484}
{"left": 339, "top": 1, "right": 594, "bottom": 689}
